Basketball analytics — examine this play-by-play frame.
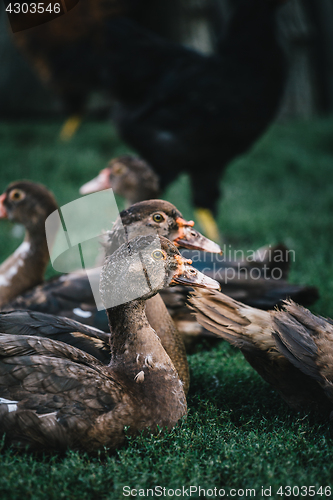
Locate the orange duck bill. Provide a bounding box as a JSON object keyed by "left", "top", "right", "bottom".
{"left": 173, "top": 217, "right": 222, "bottom": 254}
{"left": 0, "top": 193, "right": 8, "bottom": 219}
{"left": 171, "top": 255, "right": 221, "bottom": 291}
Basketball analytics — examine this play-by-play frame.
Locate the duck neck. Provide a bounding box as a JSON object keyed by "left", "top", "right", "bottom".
{"left": 106, "top": 298, "right": 175, "bottom": 373}
{"left": 26, "top": 224, "right": 50, "bottom": 273}
{"left": 106, "top": 296, "right": 187, "bottom": 431}
{"left": 0, "top": 225, "right": 49, "bottom": 306}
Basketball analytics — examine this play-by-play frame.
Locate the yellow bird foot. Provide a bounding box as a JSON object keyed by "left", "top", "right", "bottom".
{"left": 195, "top": 208, "right": 221, "bottom": 244}
{"left": 59, "top": 115, "right": 82, "bottom": 141}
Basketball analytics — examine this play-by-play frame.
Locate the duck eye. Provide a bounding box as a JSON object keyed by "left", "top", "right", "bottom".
{"left": 152, "top": 250, "right": 165, "bottom": 261}
{"left": 153, "top": 213, "right": 164, "bottom": 223}
{"left": 112, "top": 164, "right": 125, "bottom": 175}
{"left": 9, "top": 189, "right": 24, "bottom": 201}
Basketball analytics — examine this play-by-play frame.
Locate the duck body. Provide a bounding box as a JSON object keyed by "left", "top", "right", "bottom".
{"left": 272, "top": 301, "right": 333, "bottom": 417}
{"left": 190, "top": 289, "right": 332, "bottom": 416}
{"left": 0, "top": 332, "right": 183, "bottom": 453}
{"left": 0, "top": 236, "right": 219, "bottom": 452}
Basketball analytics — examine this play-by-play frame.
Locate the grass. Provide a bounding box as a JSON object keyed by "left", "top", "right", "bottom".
{"left": 0, "top": 117, "right": 333, "bottom": 499}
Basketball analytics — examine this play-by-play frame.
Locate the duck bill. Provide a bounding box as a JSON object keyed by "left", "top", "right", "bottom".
{"left": 171, "top": 258, "right": 221, "bottom": 291}
{"left": 80, "top": 168, "right": 111, "bottom": 195}
{"left": 174, "top": 219, "right": 222, "bottom": 254}
{"left": 0, "top": 193, "right": 7, "bottom": 219}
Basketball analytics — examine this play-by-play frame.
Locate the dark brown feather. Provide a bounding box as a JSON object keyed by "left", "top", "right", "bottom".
{"left": 189, "top": 289, "right": 333, "bottom": 416}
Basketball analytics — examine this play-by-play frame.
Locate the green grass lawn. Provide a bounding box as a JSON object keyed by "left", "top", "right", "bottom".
{"left": 0, "top": 118, "right": 333, "bottom": 499}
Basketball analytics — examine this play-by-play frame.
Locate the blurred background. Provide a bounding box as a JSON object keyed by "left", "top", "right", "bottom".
{"left": 0, "top": 0, "right": 333, "bottom": 318}
{"left": 1, "top": 0, "right": 333, "bottom": 120}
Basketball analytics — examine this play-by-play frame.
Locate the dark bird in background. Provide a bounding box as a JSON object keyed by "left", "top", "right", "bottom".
{"left": 12, "top": 0, "right": 288, "bottom": 239}
{"left": 190, "top": 290, "right": 333, "bottom": 417}
{"left": 12, "top": 0, "right": 145, "bottom": 139}
{"left": 100, "top": 0, "right": 288, "bottom": 239}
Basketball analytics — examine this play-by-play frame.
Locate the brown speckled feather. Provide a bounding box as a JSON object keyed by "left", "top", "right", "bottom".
{"left": 0, "top": 310, "right": 111, "bottom": 363}
{"left": 189, "top": 289, "right": 333, "bottom": 415}
{"left": 272, "top": 300, "right": 333, "bottom": 410}
{"left": 0, "top": 333, "right": 124, "bottom": 452}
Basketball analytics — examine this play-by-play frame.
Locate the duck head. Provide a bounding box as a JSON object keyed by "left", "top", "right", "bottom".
{"left": 100, "top": 235, "right": 220, "bottom": 309}
{"left": 0, "top": 181, "right": 58, "bottom": 233}
{"left": 107, "top": 199, "right": 222, "bottom": 255}
{"left": 79, "top": 155, "right": 160, "bottom": 204}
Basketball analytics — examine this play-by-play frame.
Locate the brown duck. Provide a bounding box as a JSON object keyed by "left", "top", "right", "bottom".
{"left": 5, "top": 200, "right": 221, "bottom": 393}
{"left": 0, "top": 235, "right": 219, "bottom": 453}
{"left": 6, "top": 199, "right": 220, "bottom": 315}
{"left": 80, "top": 154, "right": 160, "bottom": 205}
{"left": 189, "top": 289, "right": 332, "bottom": 416}
{"left": 0, "top": 181, "right": 58, "bottom": 307}
{"left": 80, "top": 157, "right": 318, "bottom": 314}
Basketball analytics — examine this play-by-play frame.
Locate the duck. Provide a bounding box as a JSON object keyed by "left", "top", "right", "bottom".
{"left": 79, "top": 158, "right": 318, "bottom": 313}
{"left": 80, "top": 154, "right": 160, "bottom": 206}
{"left": 5, "top": 199, "right": 221, "bottom": 393}
{"left": 6, "top": 199, "right": 221, "bottom": 316}
{"left": 0, "top": 235, "right": 220, "bottom": 453}
{"left": 189, "top": 289, "right": 332, "bottom": 416}
{"left": 0, "top": 181, "right": 58, "bottom": 307}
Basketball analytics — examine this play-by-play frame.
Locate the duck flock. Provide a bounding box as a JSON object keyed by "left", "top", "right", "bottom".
{"left": 1, "top": 0, "right": 332, "bottom": 453}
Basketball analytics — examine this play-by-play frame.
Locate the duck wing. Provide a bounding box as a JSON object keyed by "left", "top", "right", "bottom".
{"left": 189, "top": 290, "right": 333, "bottom": 415}
{"left": 189, "top": 289, "right": 275, "bottom": 352}
{"left": 5, "top": 271, "right": 95, "bottom": 314}
{"left": 273, "top": 300, "right": 333, "bottom": 405}
{"left": 0, "top": 334, "right": 123, "bottom": 452}
{"left": 0, "top": 310, "right": 111, "bottom": 364}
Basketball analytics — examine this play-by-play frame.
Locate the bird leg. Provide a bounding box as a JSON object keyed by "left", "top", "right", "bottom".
{"left": 195, "top": 207, "right": 221, "bottom": 243}
{"left": 59, "top": 115, "right": 82, "bottom": 141}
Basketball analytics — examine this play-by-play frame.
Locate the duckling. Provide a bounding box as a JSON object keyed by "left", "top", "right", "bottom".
{"left": 0, "top": 235, "right": 219, "bottom": 453}
{"left": 189, "top": 289, "right": 332, "bottom": 415}
{"left": 0, "top": 182, "right": 58, "bottom": 307}
{"left": 80, "top": 155, "right": 160, "bottom": 205}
